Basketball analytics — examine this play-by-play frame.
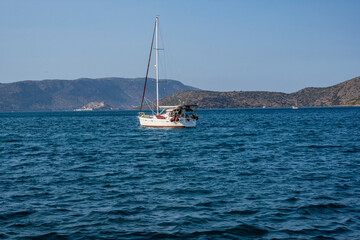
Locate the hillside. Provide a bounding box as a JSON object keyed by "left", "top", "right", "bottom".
{"left": 0, "top": 77, "right": 198, "bottom": 111}
{"left": 159, "top": 76, "right": 360, "bottom": 108}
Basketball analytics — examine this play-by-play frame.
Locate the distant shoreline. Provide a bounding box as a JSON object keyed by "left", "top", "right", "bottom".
{"left": 0, "top": 76, "right": 359, "bottom": 112}
{"left": 1, "top": 105, "right": 359, "bottom": 114}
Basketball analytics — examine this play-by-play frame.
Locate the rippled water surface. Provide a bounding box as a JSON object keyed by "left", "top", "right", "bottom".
{"left": 1, "top": 108, "right": 360, "bottom": 239}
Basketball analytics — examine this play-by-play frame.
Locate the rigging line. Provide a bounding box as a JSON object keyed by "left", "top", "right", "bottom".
{"left": 158, "top": 23, "right": 178, "bottom": 84}
{"left": 144, "top": 98, "right": 156, "bottom": 115}
{"left": 140, "top": 19, "right": 156, "bottom": 112}
{"left": 158, "top": 24, "right": 168, "bottom": 82}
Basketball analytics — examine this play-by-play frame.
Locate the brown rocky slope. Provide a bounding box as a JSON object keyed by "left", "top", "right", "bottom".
{"left": 159, "top": 76, "right": 360, "bottom": 108}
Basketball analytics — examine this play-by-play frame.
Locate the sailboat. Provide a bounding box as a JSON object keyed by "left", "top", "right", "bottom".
{"left": 138, "top": 17, "right": 198, "bottom": 128}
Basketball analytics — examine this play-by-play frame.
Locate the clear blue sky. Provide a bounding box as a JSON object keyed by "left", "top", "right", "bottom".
{"left": 0, "top": 0, "right": 359, "bottom": 92}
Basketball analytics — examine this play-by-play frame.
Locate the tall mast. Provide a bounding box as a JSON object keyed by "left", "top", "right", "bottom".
{"left": 155, "top": 17, "right": 159, "bottom": 115}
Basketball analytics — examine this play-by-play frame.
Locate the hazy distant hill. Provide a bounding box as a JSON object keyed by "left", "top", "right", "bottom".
{"left": 159, "top": 76, "right": 360, "bottom": 108}
{"left": 0, "top": 77, "right": 198, "bottom": 111}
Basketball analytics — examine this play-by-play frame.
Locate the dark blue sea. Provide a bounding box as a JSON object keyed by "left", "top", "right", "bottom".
{"left": 1, "top": 108, "right": 360, "bottom": 239}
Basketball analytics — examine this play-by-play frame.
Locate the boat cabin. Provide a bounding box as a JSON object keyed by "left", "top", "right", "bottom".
{"left": 161, "top": 105, "right": 198, "bottom": 119}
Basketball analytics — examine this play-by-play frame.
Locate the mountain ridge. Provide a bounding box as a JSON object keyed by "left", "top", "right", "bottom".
{"left": 158, "top": 76, "right": 360, "bottom": 108}
{"left": 0, "top": 76, "right": 359, "bottom": 111}
{"left": 0, "top": 77, "right": 198, "bottom": 111}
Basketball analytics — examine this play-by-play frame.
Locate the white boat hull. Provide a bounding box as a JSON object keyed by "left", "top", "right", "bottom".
{"left": 138, "top": 116, "right": 196, "bottom": 128}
